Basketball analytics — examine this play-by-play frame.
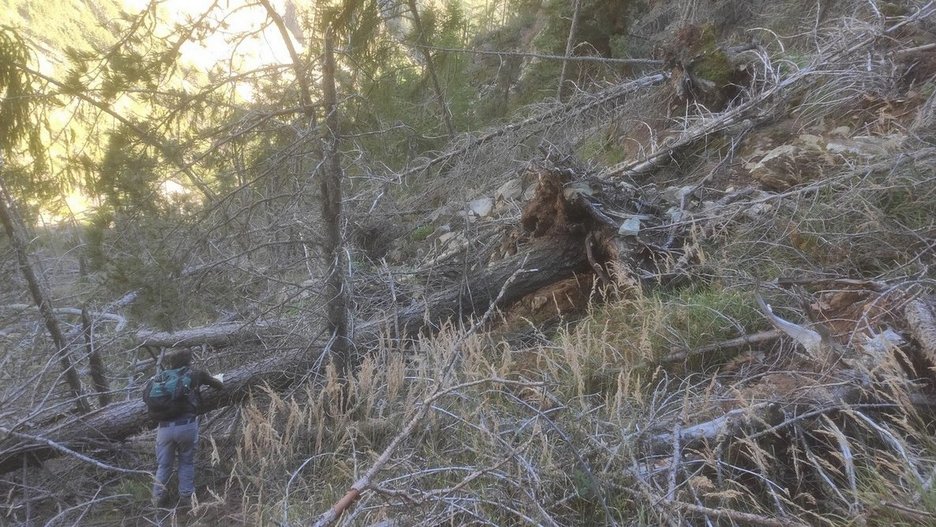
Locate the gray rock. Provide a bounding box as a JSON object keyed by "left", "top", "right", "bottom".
{"left": 495, "top": 178, "right": 523, "bottom": 202}
{"left": 562, "top": 181, "right": 596, "bottom": 200}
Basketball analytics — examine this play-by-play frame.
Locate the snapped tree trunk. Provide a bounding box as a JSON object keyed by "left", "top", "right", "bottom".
{"left": 0, "top": 172, "right": 90, "bottom": 414}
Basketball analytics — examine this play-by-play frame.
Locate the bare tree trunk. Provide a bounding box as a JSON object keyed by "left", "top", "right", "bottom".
{"left": 557, "top": 0, "right": 582, "bottom": 102}
{"left": 259, "top": 0, "right": 350, "bottom": 369}
{"left": 0, "top": 170, "right": 90, "bottom": 414}
{"left": 82, "top": 308, "right": 111, "bottom": 407}
{"left": 321, "top": 30, "right": 352, "bottom": 374}
{"left": 406, "top": 0, "right": 456, "bottom": 139}
{"left": 258, "top": 0, "right": 313, "bottom": 118}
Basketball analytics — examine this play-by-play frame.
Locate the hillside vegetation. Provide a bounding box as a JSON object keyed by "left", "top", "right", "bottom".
{"left": 1, "top": 0, "right": 935, "bottom": 526}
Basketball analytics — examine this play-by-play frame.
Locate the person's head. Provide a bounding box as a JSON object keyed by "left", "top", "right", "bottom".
{"left": 165, "top": 349, "right": 193, "bottom": 369}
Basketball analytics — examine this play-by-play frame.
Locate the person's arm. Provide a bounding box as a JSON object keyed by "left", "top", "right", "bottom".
{"left": 195, "top": 370, "right": 224, "bottom": 390}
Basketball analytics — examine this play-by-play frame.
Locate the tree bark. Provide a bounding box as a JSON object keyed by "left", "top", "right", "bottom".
{"left": 383, "top": 236, "right": 589, "bottom": 341}
{"left": 0, "top": 172, "right": 90, "bottom": 414}
{"left": 82, "top": 308, "right": 111, "bottom": 408}
{"left": 557, "top": 0, "right": 582, "bottom": 102}
{"left": 320, "top": 30, "right": 352, "bottom": 374}
{"left": 258, "top": 0, "right": 314, "bottom": 118}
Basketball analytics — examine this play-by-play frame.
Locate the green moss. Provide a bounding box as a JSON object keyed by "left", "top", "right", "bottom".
{"left": 409, "top": 224, "right": 434, "bottom": 242}
{"left": 659, "top": 286, "right": 764, "bottom": 351}
{"left": 879, "top": 2, "right": 910, "bottom": 17}
{"left": 690, "top": 49, "right": 734, "bottom": 87}
{"left": 577, "top": 130, "right": 627, "bottom": 166}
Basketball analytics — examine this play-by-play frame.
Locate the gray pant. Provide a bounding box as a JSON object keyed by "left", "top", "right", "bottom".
{"left": 153, "top": 418, "right": 198, "bottom": 500}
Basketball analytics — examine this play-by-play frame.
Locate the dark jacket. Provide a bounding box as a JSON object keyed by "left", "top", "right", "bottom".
{"left": 175, "top": 368, "right": 224, "bottom": 419}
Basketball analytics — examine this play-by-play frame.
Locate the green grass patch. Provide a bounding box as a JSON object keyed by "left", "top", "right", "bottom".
{"left": 409, "top": 224, "right": 434, "bottom": 242}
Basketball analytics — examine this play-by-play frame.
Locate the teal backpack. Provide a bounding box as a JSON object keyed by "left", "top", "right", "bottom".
{"left": 143, "top": 367, "right": 194, "bottom": 420}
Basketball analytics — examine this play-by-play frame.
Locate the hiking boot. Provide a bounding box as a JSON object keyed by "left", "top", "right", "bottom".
{"left": 152, "top": 493, "right": 172, "bottom": 509}
{"left": 177, "top": 494, "right": 193, "bottom": 511}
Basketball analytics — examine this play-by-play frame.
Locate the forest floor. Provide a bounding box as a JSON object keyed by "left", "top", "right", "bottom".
{"left": 2, "top": 1, "right": 936, "bottom": 526}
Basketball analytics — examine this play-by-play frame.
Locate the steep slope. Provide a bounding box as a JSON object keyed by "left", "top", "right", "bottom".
{"left": 1, "top": 1, "right": 935, "bottom": 526}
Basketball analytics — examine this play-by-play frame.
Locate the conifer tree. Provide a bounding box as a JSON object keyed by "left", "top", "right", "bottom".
{"left": 0, "top": 27, "right": 90, "bottom": 413}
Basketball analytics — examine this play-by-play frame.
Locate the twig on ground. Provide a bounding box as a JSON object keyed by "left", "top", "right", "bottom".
{"left": 659, "top": 330, "right": 782, "bottom": 363}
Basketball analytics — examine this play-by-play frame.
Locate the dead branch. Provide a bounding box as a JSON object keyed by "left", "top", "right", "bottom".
{"left": 659, "top": 329, "right": 783, "bottom": 364}
{"left": 755, "top": 293, "right": 823, "bottom": 356}
{"left": 82, "top": 308, "right": 111, "bottom": 408}
{"left": 905, "top": 298, "right": 936, "bottom": 366}
{"left": 416, "top": 44, "right": 663, "bottom": 66}
{"left": 669, "top": 500, "right": 807, "bottom": 527}
{"left": 647, "top": 376, "right": 930, "bottom": 455}
{"left": 0, "top": 304, "right": 127, "bottom": 332}
{"left": 399, "top": 72, "right": 667, "bottom": 180}
{"left": 0, "top": 426, "right": 150, "bottom": 476}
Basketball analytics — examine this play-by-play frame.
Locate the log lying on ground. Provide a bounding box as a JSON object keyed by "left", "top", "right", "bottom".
{"left": 0, "top": 304, "right": 128, "bottom": 332}
{"left": 0, "top": 239, "right": 593, "bottom": 476}
{"left": 361, "top": 235, "right": 591, "bottom": 343}
{"left": 136, "top": 322, "right": 276, "bottom": 348}
{"left": 0, "top": 346, "right": 310, "bottom": 474}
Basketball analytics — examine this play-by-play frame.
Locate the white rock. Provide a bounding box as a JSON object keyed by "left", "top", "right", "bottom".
{"left": 468, "top": 197, "right": 494, "bottom": 218}
{"left": 826, "top": 135, "right": 904, "bottom": 157}
{"left": 830, "top": 125, "right": 852, "bottom": 137}
{"left": 618, "top": 217, "right": 641, "bottom": 236}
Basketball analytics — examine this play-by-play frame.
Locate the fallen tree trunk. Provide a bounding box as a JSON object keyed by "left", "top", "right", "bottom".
{"left": 0, "top": 238, "right": 593, "bottom": 475}
{"left": 135, "top": 322, "right": 275, "bottom": 348}
{"left": 0, "top": 347, "right": 311, "bottom": 474}
{"left": 386, "top": 236, "right": 590, "bottom": 340}
{"left": 0, "top": 304, "right": 128, "bottom": 332}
